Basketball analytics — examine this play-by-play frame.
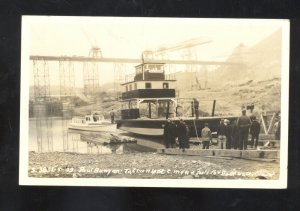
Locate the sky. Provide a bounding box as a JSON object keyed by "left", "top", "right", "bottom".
{"left": 25, "top": 17, "right": 286, "bottom": 86}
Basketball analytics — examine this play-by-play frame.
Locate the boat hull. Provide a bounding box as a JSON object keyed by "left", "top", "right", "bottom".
{"left": 116, "top": 116, "right": 238, "bottom": 137}
{"left": 68, "top": 123, "right": 117, "bottom": 132}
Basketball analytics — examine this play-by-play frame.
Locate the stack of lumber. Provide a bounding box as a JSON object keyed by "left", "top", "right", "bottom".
{"left": 81, "top": 133, "right": 137, "bottom": 145}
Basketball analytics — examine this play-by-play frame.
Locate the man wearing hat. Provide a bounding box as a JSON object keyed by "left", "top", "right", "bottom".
{"left": 250, "top": 116, "right": 261, "bottom": 149}
{"left": 177, "top": 118, "right": 189, "bottom": 151}
{"left": 274, "top": 113, "right": 281, "bottom": 140}
{"left": 237, "top": 108, "right": 252, "bottom": 150}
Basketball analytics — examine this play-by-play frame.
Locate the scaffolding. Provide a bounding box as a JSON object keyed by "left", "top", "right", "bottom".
{"left": 59, "top": 59, "right": 75, "bottom": 99}
{"left": 83, "top": 47, "right": 102, "bottom": 99}
{"left": 33, "top": 59, "right": 51, "bottom": 102}
{"left": 30, "top": 38, "right": 244, "bottom": 103}
{"left": 32, "top": 59, "right": 53, "bottom": 152}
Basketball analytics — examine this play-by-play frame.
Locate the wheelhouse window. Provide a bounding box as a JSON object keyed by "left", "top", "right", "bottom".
{"left": 134, "top": 83, "right": 137, "bottom": 90}
{"left": 145, "top": 82, "right": 152, "bottom": 89}
{"left": 163, "top": 83, "right": 169, "bottom": 89}
{"left": 136, "top": 66, "right": 142, "bottom": 74}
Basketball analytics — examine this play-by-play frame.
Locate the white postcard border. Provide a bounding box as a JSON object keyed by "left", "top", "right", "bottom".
{"left": 19, "top": 16, "right": 289, "bottom": 188}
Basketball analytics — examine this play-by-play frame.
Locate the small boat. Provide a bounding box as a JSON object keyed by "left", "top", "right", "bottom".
{"left": 68, "top": 112, "right": 117, "bottom": 132}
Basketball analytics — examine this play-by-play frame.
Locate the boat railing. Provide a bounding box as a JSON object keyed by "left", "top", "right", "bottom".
{"left": 72, "top": 116, "right": 85, "bottom": 120}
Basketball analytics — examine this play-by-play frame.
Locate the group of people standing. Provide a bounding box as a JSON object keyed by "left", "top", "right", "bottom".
{"left": 163, "top": 109, "right": 280, "bottom": 150}
{"left": 217, "top": 109, "right": 261, "bottom": 150}
{"left": 163, "top": 118, "right": 190, "bottom": 150}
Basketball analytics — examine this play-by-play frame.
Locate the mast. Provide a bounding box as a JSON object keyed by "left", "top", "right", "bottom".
{"left": 212, "top": 99, "right": 216, "bottom": 117}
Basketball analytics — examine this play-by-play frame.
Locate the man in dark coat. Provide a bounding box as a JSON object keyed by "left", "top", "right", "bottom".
{"left": 250, "top": 116, "right": 261, "bottom": 149}
{"left": 231, "top": 120, "right": 239, "bottom": 149}
{"left": 224, "top": 119, "right": 232, "bottom": 149}
{"left": 177, "top": 119, "right": 189, "bottom": 150}
{"left": 163, "top": 119, "right": 177, "bottom": 148}
{"left": 237, "top": 109, "right": 251, "bottom": 150}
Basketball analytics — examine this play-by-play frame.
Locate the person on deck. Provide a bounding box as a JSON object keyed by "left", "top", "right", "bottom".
{"left": 110, "top": 109, "right": 115, "bottom": 124}
{"left": 237, "top": 109, "right": 252, "bottom": 150}
{"left": 201, "top": 123, "right": 212, "bottom": 149}
{"left": 250, "top": 116, "right": 261, "bottom": 149}
{"left": 177, "top": 119, "right": 190, "bottom": 151}
{"left": 217, "top": 119, "right": 227, "bottom": 149}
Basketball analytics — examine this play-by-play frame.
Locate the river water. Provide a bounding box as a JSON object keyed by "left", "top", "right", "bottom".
{"left": 29, "top": 117, "right": 140, "bottom": 154}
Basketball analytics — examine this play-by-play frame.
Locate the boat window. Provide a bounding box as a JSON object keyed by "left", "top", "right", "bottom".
{"left": 145, "top": 64, "right": 164, "bottom": 73}
{"left": 134, "top": 83, "right": 137, "bottom": 90}
{"left": 93, "top": 116, "right": 97, "bottom": 121}
{"left": 145, "top": 83, "right": 152, "bottom": 89}
{"left": 125, "top": 85, "right": 128, "bottom": 92}
{"left": 136, "top": 66, "right": 142, "bottom": 74}
{"left": 156, "top": 65, "right": 162, "bottom": 71}
{"left": 148, "top": 64, "right": 155, "bottom": 70}
{"left": 129, "top": 84, "right": 132, "bottom": 91}
{"left": 163, "top": 83, "right": 169, "bottom": 89}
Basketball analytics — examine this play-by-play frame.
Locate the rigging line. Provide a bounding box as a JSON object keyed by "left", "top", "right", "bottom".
{"left": 192, "top": 101, "right": 200, "bottom": 142}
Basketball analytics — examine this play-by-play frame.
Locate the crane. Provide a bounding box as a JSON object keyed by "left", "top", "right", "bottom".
{"left": 82, "top": 28, "right": 103, "bottom": 58}
{"left": 141, "top": 37, "right": 212, "bottom": 61}
{"left": 81, "top": 28, "right": 102, "bottom": 99}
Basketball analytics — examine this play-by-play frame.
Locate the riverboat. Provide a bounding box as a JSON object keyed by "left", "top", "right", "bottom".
{"left": 115, "top": 62, "right": 237, "bottom": 137}
{"left": 68, "top": 112, "right": 117, "bottom": 132}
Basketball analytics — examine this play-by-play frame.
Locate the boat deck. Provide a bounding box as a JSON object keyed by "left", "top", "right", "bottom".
{"left": 116, "top": 115, "right": 237, "bottom": 121}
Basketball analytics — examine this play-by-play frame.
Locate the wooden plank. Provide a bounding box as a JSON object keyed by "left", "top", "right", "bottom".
{"left": 157, "top": 148, "right": 279, "bottom": 159}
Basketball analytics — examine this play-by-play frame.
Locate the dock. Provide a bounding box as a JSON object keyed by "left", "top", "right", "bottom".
{"left": 157, "top": 148, "right": 279, "bottom": 159}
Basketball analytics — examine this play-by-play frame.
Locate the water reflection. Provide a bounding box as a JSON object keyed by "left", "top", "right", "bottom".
{"left": 32, "top": 103, "right": 54, "bottom": 152}
{"left": 35, "top": 116, "right": 53, "bottom": 152}
{"left": 29, "top": 117, "right": 137, "bottom": 154}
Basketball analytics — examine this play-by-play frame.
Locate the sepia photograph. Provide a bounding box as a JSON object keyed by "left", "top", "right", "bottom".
{"left": 19, "top": 16, "right": 289, "bottom": 188}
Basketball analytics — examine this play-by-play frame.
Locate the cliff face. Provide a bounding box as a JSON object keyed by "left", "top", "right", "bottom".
{"left": 212, "top": 28, "right": 282, "bottom": 85}
{"left": 245, "top": 28, "right": 282, "bottom": 80}
{"left": 174, "top": 29, "right": 283, "bottom": 115}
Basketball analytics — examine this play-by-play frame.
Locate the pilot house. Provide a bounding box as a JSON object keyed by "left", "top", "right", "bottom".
{"left": 120, "top": 63, "right": 176, "bottom": 119}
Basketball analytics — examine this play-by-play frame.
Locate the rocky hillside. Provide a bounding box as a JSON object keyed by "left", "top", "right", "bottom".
{"left": 211, "top": 28, "right": 282, "bottom": 86}
{"left": 176, "top": 28, "right": 283, "bottom": 116}
{"left": 181, "top": 77, "right": 280, "bottom": 116}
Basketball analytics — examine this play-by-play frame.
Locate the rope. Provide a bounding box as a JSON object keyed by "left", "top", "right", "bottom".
{"left": 193, "top": 119, "right": 200, "bottom": 142}
{"left": 192, "top": 100, "right": 200, "bottom": 142}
